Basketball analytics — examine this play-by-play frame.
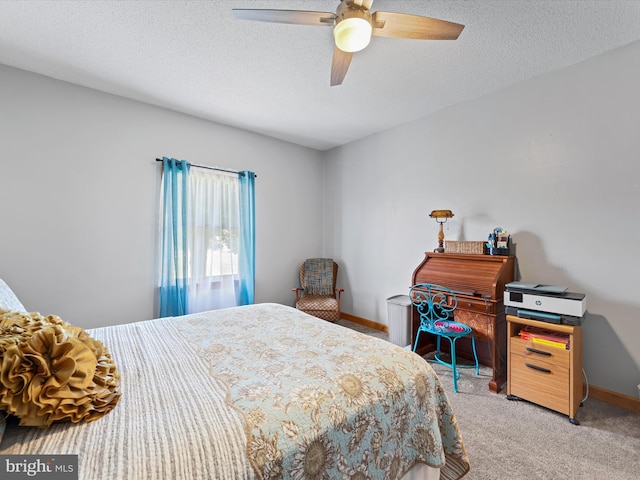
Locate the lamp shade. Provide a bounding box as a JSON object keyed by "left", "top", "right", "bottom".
{"left": 429, "top": 210, "right": 454, "bottom": 222}
{"left": 333, "top": 17, "right": 372, "bottom": 52}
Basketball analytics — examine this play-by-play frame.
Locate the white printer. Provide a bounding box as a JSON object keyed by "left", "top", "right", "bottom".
{"left": 504, "top": 282, "right": 586, "bottom": 325}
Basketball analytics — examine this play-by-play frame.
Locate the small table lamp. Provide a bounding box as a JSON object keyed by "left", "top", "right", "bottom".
{"left": 429, "top": 210, "right": 454, "bottom": 253}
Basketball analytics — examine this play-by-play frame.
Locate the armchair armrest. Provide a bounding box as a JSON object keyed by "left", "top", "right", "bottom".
{"left": 292, "top": 287, "right": 303, "bottom": 303}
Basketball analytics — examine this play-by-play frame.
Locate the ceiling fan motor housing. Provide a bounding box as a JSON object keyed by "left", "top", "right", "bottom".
{"left": 333, "top": 2, "right": 373, "bottom": 52}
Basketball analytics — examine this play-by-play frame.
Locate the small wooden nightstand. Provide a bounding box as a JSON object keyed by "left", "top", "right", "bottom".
{"left": 506, "top": 315, "right": 583, "bottom": 424}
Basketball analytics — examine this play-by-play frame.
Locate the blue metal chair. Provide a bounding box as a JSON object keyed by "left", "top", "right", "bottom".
{"left": 410, "top": 283, "right": 479, "bottom": 393}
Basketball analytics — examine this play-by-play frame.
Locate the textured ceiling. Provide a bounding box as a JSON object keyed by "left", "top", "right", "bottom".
{"left": 1, "top": 1, "right": 639, "bottom": 151}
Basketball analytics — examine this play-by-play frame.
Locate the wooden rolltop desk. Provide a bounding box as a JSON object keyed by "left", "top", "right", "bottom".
{"left": 411, "top": 253, "right": 516, "bottom": 393}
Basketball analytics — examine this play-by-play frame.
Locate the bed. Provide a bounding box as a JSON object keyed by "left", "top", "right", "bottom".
{"left": 1, "top": 281, "right": 469, "bottom": 480}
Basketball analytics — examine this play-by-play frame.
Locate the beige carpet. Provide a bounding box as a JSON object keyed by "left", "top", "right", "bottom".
{"left": 430, "top": 362, "right": 640, "bottom": 480}
{"left": 337, "top": 319, "right": 640, "bottom": 479}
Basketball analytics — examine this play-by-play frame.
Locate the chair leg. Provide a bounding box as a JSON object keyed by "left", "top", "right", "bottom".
{"left": 412, "top": 330, "right": 422, "bottom": 353}
{"left": 470, "top": 333, "right": 479, "bottom": 375}
{"left": 432, "top": 336, "right": 444, "bottom": 366}
{"left": 450, "top": 338, "right": 459, "bottom": 393}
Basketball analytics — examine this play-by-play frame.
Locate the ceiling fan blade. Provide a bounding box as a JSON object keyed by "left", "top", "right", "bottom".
{"left": 330, "top": 46, "right": 353, "bottom": 86}
{"left": 371, "top": 11, "right": 464, "bottom": 40}
{"left": 232, "top": 9, "right": 335, "bottom": 26}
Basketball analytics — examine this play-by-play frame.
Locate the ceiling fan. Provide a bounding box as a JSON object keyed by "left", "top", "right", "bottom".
{"left": 232, "top": 0, "right": 464, "bottom": 86}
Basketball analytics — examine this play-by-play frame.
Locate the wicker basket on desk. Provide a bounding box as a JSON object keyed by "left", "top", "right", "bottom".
{"left": 445, "top": 241, "right": 485, "bottom": 254}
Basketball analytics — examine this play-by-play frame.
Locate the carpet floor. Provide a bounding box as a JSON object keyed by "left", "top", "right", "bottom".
{"left": 337, "top": 319, "right": 640, "bottom": 480}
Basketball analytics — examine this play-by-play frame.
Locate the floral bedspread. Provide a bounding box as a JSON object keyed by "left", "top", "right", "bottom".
{"left": 176, "top": 303, "right": 469, "bottom": 480}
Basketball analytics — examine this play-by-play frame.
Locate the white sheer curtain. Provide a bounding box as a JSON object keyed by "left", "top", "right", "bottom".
{"left": 187, "top": 168, "right": 240, "bottom": 312}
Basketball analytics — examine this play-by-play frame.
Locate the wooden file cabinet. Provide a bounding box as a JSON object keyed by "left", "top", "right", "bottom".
{"left": 506, "top": 315, "right": 583, "bottom": 424}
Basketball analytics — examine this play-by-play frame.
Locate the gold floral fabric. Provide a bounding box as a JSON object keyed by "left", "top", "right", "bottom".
{"left": 0, "top": 309, "right": 121, "bottom": 428}
{"left": 176, "top": 303, "right": 469, "bottom": 480}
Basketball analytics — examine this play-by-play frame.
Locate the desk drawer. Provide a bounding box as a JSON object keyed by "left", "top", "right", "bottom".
{"left": 510, "top": 352, "right": 570, "bottom": 415}
{"left": 455, "top": 296, "right": 496, "bottom": 315}
{"left": 510, "top": 336, "right": 569, "bottom": 368}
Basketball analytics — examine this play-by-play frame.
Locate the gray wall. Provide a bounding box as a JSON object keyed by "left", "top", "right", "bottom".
{"left": 1, "top": 39, "right": 639, "bottom": 399}
{"left": 322, "top": 41, "right": 640, "bottom": 398}
{"left": 0, "top": 64, "right": 324, "bottom": 327}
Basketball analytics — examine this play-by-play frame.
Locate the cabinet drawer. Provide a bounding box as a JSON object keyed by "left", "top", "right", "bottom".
{"left": 510, "top": 336, "right": 569, "bottom": 368}
{"left": 509, "top": 353, "right": 570, "bottom": 415}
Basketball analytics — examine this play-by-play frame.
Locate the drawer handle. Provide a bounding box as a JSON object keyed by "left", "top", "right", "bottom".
{"left": 525, "top": 363, "right": 552, "bottom": 374}
{"left": 526, "top": 347, "right": 552, "bottom": 357}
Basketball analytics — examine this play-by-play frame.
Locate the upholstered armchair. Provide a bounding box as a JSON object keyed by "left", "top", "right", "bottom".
{"left": 292, "top": 258, "right": 344, "bottom": 322}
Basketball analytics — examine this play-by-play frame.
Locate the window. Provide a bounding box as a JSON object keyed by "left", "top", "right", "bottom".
{"left": 158, "top": 158, "right": 255, "bottom": 316}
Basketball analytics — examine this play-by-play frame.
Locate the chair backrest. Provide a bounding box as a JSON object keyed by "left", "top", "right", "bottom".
{"left": 299, "top": 259, "right": 338, "bottom": 296}
{"left": 409, "top": 283, "right": 457, "bottom": 329}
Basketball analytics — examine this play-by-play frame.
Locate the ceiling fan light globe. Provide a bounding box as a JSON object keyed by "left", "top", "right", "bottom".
{"left": 333, "top": 17, "right": 372, "bottom": 52}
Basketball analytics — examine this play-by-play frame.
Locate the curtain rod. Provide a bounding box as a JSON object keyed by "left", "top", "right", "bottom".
{"left": 155, "top": 158, "right": 256, "bottom": 177}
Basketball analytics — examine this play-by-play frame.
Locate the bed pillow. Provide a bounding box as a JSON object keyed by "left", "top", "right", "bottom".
{"left": 0, "top": 411, "right": 5, "bottom": 445}
{"left": 0, "top": 279, "right": 26, "bottom": 312}
{"left": 0, "top": 310, "right": 121, "bottom": 428}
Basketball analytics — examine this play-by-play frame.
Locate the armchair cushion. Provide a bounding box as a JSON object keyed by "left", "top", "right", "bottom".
{"left": 296, "top": 294, "right": 339, "bottom": 312}
{"left": 296, "top": 295, "right": 341, "bottom": 322}
{"left": 303, "top": 258, "right": 335, "bottom": 295}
